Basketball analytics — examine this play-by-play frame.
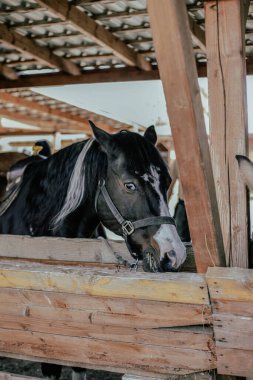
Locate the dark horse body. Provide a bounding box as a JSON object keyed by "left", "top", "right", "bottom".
{"left": 0, "top": 152, "right": 28, "bottom": 199}
{"left": 0, "top": 122, "right": 186, "bottom": 379}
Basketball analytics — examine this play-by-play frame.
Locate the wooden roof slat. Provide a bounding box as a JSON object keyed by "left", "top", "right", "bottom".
{"left": 36, "top": 0, "right": 151, "bottom": 71}
{"left": 0, "top": 63, "right": 18, "bottom": 80}
{"left": 93, "top": 10, "right": 148, "bottom": 21}
{"left": 0, "top": 91, "right": 89, "bottom": 128}
{"left": 0, "top": 108, "right": 73, "bottom": 130}
{"left": 0, "top": 23, "right": 81, "bottom": 76}
{"left": 0, "top": 4, "right": 44, "bottom": 15}
{"left": 188, "top": 14, "right": 206, "bottom": 51}
{"left": 0, "top": 66, "right": 160, "bottom": 89}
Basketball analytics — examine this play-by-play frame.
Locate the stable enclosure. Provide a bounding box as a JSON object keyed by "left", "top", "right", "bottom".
{"left": 0, "top": 236, "right": 252, "bottom": 379}
{"left": 0, "top": 0, "right": 252, "bottom": 379}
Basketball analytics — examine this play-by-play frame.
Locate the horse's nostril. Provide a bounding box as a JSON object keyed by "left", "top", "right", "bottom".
{"left": 160, "top": 250, "right": 177, "bottom": 272}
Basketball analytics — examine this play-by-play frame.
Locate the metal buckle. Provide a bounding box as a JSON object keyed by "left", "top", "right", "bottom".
{"left": 122, "top": 220, "right": 135, "bottom": 236}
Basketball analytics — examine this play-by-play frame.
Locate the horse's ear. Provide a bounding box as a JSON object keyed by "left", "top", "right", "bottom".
{"left": 144, "top": 125, "right": 157, "bottom": 145}
{"left": 236, "top": 155, "right": 253, "bottom": 191}
{"left": 89, "top": 120, "right": 112, "bottom": 152}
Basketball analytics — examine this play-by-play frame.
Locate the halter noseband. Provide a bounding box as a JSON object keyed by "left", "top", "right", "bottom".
{"left": 95, "top": 180, "right": 176, "bottom": 259}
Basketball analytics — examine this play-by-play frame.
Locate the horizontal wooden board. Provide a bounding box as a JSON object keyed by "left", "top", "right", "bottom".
{"left": 216, "top": 347, "right": 253, "bottom": 377}
{"left": 0, "top": 328, "right": 216, "bottom": 376}
{"left": 206, "top": 267, "right": 253, "bottom": 302}
{"left": 211, "top": 299, "right": 253, "bottom": 317}
{"left": 0, "top": 288, "right": 212, "bottom": 327}
{"left": 0, "top": 372, "right": 43, "bottom": 380}
{"left": 213, "top": 313, "right": 253, "bottom": 350}
{"left": 0, "top": 261, "right": 209, "bottom": 304}
{"left": 0, "top": 235, "right": 130, "bottom": 264}
{"left": 0, "top": 314, "right": 214, "bottom": 350}
{"left": 0, "top": 235, "right": 196, "bottom": 272}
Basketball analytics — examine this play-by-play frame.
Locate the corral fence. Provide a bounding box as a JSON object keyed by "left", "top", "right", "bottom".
{"left": 0, "top": 235, "right": 252, "bottom": 379}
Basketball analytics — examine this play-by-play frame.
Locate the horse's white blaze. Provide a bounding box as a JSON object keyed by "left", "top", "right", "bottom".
{"left": 142, "top": 166, "right": 186, "bottom": 269}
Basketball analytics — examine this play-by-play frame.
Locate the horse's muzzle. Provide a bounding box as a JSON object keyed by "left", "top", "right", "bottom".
{"left": 142, "top": 246, "right": 179, "bottom": 273}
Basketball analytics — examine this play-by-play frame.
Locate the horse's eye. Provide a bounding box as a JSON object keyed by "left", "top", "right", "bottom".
{"left": 124, "top": 182, "right": 136, "bottom": 192}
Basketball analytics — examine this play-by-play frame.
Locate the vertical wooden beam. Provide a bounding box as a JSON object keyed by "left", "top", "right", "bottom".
{"left": 205, "top": 0, "right": 248, "bottom": 268}
{"left": 148, "top": 0, "right": 225, "bottom": 272}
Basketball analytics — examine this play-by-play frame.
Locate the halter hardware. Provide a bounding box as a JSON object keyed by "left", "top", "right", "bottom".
{"left": 122, "top": 220, "right": 135, "bottom": 236}
{"left": 95, "top": 180, "right": 176, "bottom": 241}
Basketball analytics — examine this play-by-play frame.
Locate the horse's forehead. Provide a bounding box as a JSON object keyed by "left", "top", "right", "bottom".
{"left": 141, "top": 165, "right": 161, "bottom": 184}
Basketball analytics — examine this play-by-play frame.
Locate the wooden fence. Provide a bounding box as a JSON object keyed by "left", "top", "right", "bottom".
{"left": 0, "top": 236, "right": 252, "bottom": 378}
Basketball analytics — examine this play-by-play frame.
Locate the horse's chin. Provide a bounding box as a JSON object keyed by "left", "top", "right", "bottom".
{"left": 142, "top": 246, "right": 162, "bottom": 273}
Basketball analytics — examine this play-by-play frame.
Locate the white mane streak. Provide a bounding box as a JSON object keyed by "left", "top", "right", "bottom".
{"left": 52, "top": 138, "right": 95, "bottom": 229}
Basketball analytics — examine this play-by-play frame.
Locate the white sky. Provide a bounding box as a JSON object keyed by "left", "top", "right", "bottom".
{"left": 2, "top": 76, "right": 253, "bottom": 150}
{"left": 34, "top": 78, "right": 209, "bottom": 135}
{"left": 34, "top": 76, "right": 253, "bottom": 134}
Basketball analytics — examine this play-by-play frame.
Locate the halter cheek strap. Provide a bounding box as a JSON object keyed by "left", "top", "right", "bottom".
{"left": 95, "top": 180, "right": 176, "bottom": 259}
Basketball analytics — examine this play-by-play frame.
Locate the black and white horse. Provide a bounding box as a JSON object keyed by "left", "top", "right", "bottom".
{"left": 0, "top": 121, "right": 186, "bottom": 378}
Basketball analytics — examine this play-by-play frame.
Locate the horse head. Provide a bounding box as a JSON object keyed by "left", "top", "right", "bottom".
{"left": 91, "top": 121, "right": 186, "bottom": 272}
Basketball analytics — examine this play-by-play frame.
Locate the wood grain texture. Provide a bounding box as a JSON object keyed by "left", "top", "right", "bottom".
{"left": 0, "top": 235, "right": 196, "bottom": 272}
{"left": 0, "top": 235, "right": 131, "bottom": 264}
{"left": 0, "top": 261, "right": 210, "bottom": 304}
{"left": 0, "top": 328, "right": 216, "bottom": 376}
{"left": 0, "top": 288, "right": 212, "bottom": 328}
{"left": 206, "top": 267, "right": 253, "bottom": 302}
{"left": 0, "top": 24, "right": 80, "bottom": 76}
{"left": 205, "top": 0, "right": 248, "bottom": 267}
{"left": 36, "top": 0, "right": 150, "bottom": 71}
{"left": 207, "top": 267, "right": 253, "bottom": 377}
{"left": 0, "top": 373, "right": 43, "bottom": 380}
{"left": 148, "top": 0, "right": 225, "bottom": 272}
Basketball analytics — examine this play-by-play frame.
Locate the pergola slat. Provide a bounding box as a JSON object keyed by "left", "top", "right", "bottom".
{"left": 0, "top": 24, "right": 80, "bottom": 76}
{"left": 36, "top": 0, "right": 151, "bottom": 71}
{"left": 0, "top": 92, "right": 89, "bottom": 128}
{"left": 148, "top": 0, "right": 225, "bottom": 273}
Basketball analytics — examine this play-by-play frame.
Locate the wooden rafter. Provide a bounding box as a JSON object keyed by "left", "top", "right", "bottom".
{"left": 0, "top": 129, "right": 86, "bottom": 136}
{"left": 0, "top": 91, "right": 90, "bottom": 129}
{"left": 0, "top": 23, "right": 80, "bottom": 76}
{"left": 0, "top": 63, "right": 18, "bottom": 80}
{"left": 0, "top": 109, "right": 72, "bottom": 131}
{"left": 148, "top": 0, "right": 225, "bottom": 272}
{"left": 36, "top": 0, "right": 151, "bottom": 71}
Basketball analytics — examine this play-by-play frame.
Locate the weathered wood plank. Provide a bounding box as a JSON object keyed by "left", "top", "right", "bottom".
{"left": 0, "top": 328, "right": 216, "bottom": 376}
{"left": 0, "top": 289, "right": 212, "bottom": 328}
{"left": 211, "top": 300, "right": 253, "bottom": 317}
{"left": 0, "top": 313, "right": 213, "bottom": 350}
{"left": 205, "top": 0, "right": 248, "bottom": 267}
{"left": 206, "top": 267, "right": 253, "bottom": 377}
{"left": 206, "top": 267, "right": 253, "bottom": 303}
{"left": 0, "top": 261, "right": 210, "bottom": 304}
{"left": 148, "top": 0, "right": 225, "bottom": 272}
{"left": 0, "top": 235, "right": 196, "bottom": 272}
{"left": 122, "top": 374, "right": 214, "bottom": 380}
{"left": 216, "top": 348, "right": 253, "bottom": 377}
{"left": 0, "top": 235, "right": 131, "bottom": 265}
{"left": 213, "top": 313, "right": 253, "bottom": 350}
{"left": 0, "top": 372, "right": 43, "bottom": 380}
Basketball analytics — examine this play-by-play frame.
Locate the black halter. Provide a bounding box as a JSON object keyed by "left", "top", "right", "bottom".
{"left": 95, "top": 180, "right": 176, "bottom": 259}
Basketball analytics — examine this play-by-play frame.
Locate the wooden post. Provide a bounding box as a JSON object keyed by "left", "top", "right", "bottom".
{"left": 148, "top": 0, "right": 225, "bottom": 272}
{"left": 205, "top": 0, "right": 249, "bottom": 268}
